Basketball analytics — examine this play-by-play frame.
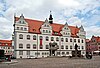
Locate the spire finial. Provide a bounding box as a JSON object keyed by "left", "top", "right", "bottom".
{"left": 49, "top": 11, "right": 53, "bottom": 24}
{"left": 20, "top": 14, "right": 24, "bottom": 18}
{"left": 50, "top": 10, "right": 52, "bottom": 15}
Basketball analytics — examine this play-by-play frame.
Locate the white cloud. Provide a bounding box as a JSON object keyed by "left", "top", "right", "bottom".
{"left": 0, "top": 0, "right": 100, "bottom": 39}
{"left": 58, "top": 0, "right": 80, "bottom": 7}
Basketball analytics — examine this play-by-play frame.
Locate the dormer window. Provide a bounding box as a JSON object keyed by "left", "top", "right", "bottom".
{"left": 17, "top": 27, "right": 19, "bottom": 30}
{"left": 21, "top": 27, "right": 23, "bottom": 30}
{"left": 24, "top": 28, "right": 27, "bottom": 31}
{"left": 19, "top": 21, "right": 21, "bottom": 23}
{"left": 43, "top": 30, "right": 45, "bottom": 33}
{"left": 44, "top": 24, "right": 46, "bottom": 27}
{"left": 23, "top": 21, "right": 25, "bottom": 24}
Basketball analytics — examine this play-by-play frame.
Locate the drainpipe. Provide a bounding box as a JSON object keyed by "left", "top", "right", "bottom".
{"left": 37, "top": 34, "right": 38, "bottom": 58}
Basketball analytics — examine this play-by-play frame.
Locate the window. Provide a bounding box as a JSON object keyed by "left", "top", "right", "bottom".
{"left": 46, "top": 45, "right": 49, "bottom": 49}
{"left": 78, "top": 39, "right": 80, "bottom": 43}
{"left": 82, "top": 40, "right": 84, "bottom": 43}
{"left": 40, "top": 45, "right": 43, "bottom": 49}
{"left": 62, "top": 52, "right": 65, "bottom": 55}
{"left": 70, "top": 39, "right": 72, "bottom": 42}
{"left": 42, "top": 52, "right": 44, "bottom": 55}
{"left": 57, "top": 52, "right": 60, "bottom": 55}
{"left": 27, "top": 51, "right": 30, "bottom": 55}
{"left": 27, "top": 35, "right": 30, "bottom": 40}
{"left": 8, "top": 47, "right": 10, "bottom": 49}
{"left": 33, "top": 44, "right": 36, "bottom": 49}
{"left": 82, "top": 46, "right": 84, "bottom": 49}
{"left": 66, "top": 45, "right": 68, "bottom": 49}
{"left": 66, "top": 52, "right": 69, "bottom": 54}
{"left": 26, "top": 44, "right": 30, "bottom": 49}
{"left": 33, "top": 35, "right": 36, "bottom": 40}
{"left": 40, "top": 36, "right": 43, "bottom": 40}
{"left": 47, "top": 25, "right": 49, "bottom": 27}
{"left": 56, "top": 37, "right": 59, "bottom": 41}
{"left": 17, "top": 27, "right": 19, "bottom": 30}
{"left": 46, "top": 30, "right": 48, "bottom": 33}
{"left": 61, "top": 38, "right": 64, "bottom": 42}
{"left": 19, "top": 34, "right": 23, "bottom": 39}
{"left": 61, "top": 45, "right": 64, "bottom": 49}
{"left": 74, "top": 39, "right": 76, "bottom": 42}
{"left": 43, "top": 30, "right": 45, "bottom": 33}
{"left": 19, "top": 44, "right": 23, "bottom": 48}
{"left": 49, "top": 31, "right": 51, "bottom": 33}
{"left": 51, "top": 37, "right": 54, "bottom": 41}
{"left": 23, "top": 21, "right": 25, "bottom": 24}
{"left": 21, "top": 27, "right": 23, "bottom": 30}
{"left": 19, "top": 21, "right": 21, "bottom": 23}
{"left": 70, "top": 46, "right": 72, "bottom": 49}
{"left": 19, "top": 51, "right": 23, "bottom": 55}
{"left": 46, "top": 36, "right": 49, "bottom": 41}
{"left": 24, "top": 28, "right": 27, "bottom": 31}
{"left": 66, "top": 38, "right": 68, "bottom": 42}
{"left": 78, "top": 46, "right": 80, "bottom": 49}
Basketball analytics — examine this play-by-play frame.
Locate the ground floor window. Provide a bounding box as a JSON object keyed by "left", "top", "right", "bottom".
{"left": 27, "top": 51, "right": 30, "bottom": 55}
{"left": 57, "top": 52, "right": 60, "bottom": 55}
{"left": 62, "top": 52, "right": 65, "bottom": 55}
{"left": 66, "top": 52, "right": 69, "bottom": 54}
{"left": 19, "top": 51, "right": 23, "bottom": 55}
{"left": 35, "top": 52, "right": 40, "bottom": 55}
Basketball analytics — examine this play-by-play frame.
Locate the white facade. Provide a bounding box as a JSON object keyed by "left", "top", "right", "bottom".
{"left": 13, "top": 14, "right": 86, "bottom": 58}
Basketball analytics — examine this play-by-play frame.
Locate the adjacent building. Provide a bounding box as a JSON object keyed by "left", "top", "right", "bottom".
{"left": 86, "top": 36, "right": 100, "bottom": 55}
{"left": 13, "top": 13, "right": 86, "bottom": 58}
{"left": 0, "top": 40, "right": 13, "bottom": 55}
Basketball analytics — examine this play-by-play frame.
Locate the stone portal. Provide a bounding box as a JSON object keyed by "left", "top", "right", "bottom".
{"left": 49, "top": 42, "right": 58, "bottom": 56}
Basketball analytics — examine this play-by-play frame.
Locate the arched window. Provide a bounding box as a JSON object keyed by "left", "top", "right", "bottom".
{"left": 46, "top": 36, "right": 49, "bottom": 41}
{"left": 27, "top": 35, "right": 30, "bottom": 40}
{"left": 19, "top": 34, "right": 23, "bottom": 39}
{"left": 70, "top": 46, "right": 72, "bottom": 49}
{"left": 56, "top": 37, "right": 59, "bottom": 41}
{"left": 33, "top": 35, "right": 36, "bottom": 40}
{"left": 66, "top": 38, "right": 68, "bottom": 42}
{"left": 51, "top": 37, "right": 54, "bottom": 41}
{"left": 82, "top": 46, "right": 84, "bottom": 49}
{"left": 82, "top": 39, "right": 84, "bottom": 43}
{"left": 19, "top": 44, "right": 23, "bottom": 48}
{"left": 70, "top": 39, "right": 72, "bottom": 42}
{"left": 61, "top": 38, "right": 64, "bottom": 42}
{"left": 78, "top": 39, "right": 80, "bottom": 43}
{"left": 26, "top": 44, "right": 30, "bottom": 49}
{"left": 46, "top": 45, "right": 49, "bottom": 49}
{"left": 66, "top": 45, "right": 68, "bottom": 49}
{"left": 33, "top": 44, "right": 36, "bottom": 49}
{"left": 61, "top": 45, "right": 64, "bottom": 49}
{"left": 39, "top": 36, "right": 43, "bottom": 40}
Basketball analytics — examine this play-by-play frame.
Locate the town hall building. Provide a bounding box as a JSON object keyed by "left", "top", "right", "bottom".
{"left": 13, "top": 13, "right": 86, "bottom": 58}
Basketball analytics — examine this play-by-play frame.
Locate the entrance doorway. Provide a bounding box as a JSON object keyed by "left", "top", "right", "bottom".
{"left": 72, "top": 51, "right": 81, "bottom": 57}
{"left": 50, "top": 50, "right": 55, "bottom": 56}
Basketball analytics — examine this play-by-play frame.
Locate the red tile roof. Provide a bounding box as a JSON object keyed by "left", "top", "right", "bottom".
{"left": 0, "top": 40, "right": 12, "bottom": 47}
{"left": 92, "top": 36, "right": 100, "bottom": 42}
{"left": 15, "top": 17, "right": 80, "bottom": 37}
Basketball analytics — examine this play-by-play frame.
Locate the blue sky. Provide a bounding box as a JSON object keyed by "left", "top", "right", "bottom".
{"left": 0, "top": 0, "right": 100, "bottom": 39}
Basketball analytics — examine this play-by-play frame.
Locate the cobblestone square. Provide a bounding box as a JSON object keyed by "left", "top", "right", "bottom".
{"left": 0, "top": 56, "right": 100, "bottom": 68}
